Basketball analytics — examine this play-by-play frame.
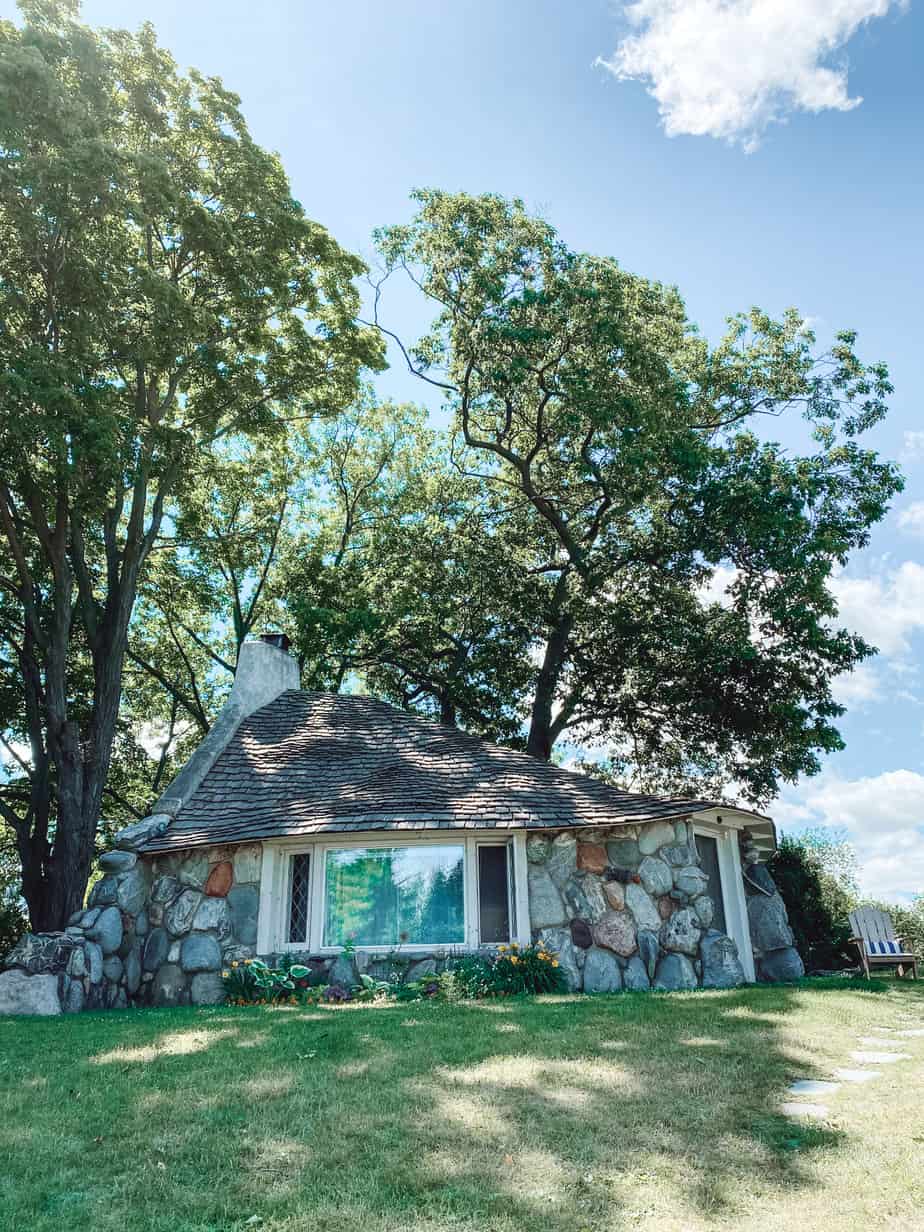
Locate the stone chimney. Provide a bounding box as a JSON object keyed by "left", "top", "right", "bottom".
{"left": 229, "top": 635, "right": 300, "bottom": 718}
{"left": 152, "top": 635, "right": 299, "bottom": 818}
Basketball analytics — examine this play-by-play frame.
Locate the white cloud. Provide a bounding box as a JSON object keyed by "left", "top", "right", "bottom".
{"left": 779, "top": 768, "right": 924, "bottom": 901}
{"left": 599, "top": 0, "right": 903, "bottom": 151}
{"left": 830, "top": 661, "right": 881, "bottom": 707}
{"left": 901, "top": 431, "right": 924, "bottom": 462}
{"left": 897, "top": 501, "right": 924, "bottom": 537}
{"left": 830, "top": 561, "right": 924, "bottom": 657}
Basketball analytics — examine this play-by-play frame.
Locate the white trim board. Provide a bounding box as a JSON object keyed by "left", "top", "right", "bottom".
{"left": 256, "top": 829, "right": 530, "bottom": 956}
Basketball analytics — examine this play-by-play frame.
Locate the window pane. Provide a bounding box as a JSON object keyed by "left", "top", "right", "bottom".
{"left": 478, "top": 845, "right": 510, "bottom": 943}
{"left": 288, "top": 852, "right": 311, "bottom": 943}
{"left": 693, "top": 834, "right": 727, "bottom": 934}
{"left": 324, "top": 846, "right": 465, "bottom": 947}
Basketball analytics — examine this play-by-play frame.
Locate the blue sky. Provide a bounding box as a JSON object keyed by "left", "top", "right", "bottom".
{"left": 5, "top": 0, "right": 922, "bottom": 899}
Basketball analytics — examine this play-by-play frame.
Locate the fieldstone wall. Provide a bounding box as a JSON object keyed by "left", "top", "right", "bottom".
{"left": 739, "top": 830, "right": 805, "bottom": 982}
{"left": 525, "top": 820, "right": 748, "bottom": 992}
{"left": 0, "top": 841, "right": 262, "bottom": 1014}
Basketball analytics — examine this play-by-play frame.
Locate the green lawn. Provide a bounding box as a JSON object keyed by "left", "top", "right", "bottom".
{"left": 1, "top": 979, "right": 922, "bottom": 1232}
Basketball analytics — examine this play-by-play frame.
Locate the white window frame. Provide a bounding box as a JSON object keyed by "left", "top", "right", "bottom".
{"left": 691, "top": 817, "right": 756, "bottom": 982}
{"left": 257, "top": 830, "right": 531, "bottom": 955}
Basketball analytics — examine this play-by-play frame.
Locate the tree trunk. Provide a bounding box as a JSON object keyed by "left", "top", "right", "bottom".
{"left": 526, "top": 582, "right": 574, "bottom": 760}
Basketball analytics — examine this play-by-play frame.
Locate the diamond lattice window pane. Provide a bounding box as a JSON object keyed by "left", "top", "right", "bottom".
{"left": 288, "top": 853, "right": 311, "bottom": 943}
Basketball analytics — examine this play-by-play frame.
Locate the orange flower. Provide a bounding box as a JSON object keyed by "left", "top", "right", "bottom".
{"left": 509, "top": 955, "right": 519, "bottom": 965}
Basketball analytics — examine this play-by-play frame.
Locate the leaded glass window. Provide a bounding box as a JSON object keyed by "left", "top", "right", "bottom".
{"left": 288, "top": 852, "right": 311, "bottom": 943}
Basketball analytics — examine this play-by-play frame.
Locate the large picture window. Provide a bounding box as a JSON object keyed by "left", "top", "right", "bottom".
{"left": 323, "top": 844, "right": 466, "bottom": 948}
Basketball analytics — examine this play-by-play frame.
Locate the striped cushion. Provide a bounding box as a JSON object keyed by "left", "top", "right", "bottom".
{"left": 868, "top": 940, "right": 901, "bottom": 955}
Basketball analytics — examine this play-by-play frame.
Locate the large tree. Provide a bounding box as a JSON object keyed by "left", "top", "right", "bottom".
{"left": 372, "top": 190, "right": 901, "bottom": 800}
{"left": 0, "top": 1, "right": 381, "bottom": 929}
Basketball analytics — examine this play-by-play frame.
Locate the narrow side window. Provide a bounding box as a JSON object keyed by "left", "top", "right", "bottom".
{"left": 478, "top": 845, "right": 511, "bottom": 944}
{"left": 288, "top": 852, "right": 311, "bottom": 944}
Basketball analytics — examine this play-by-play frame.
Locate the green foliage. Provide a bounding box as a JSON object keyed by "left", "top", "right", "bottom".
{"left": 770, "top": 833, "right": 858, "bottom": 970}
{"left": 0, "top": 0, "right": 381, "bottom": 927}
{"left": 374, "top": 189, "right": 902, "bottom": 798}
{"left": 222, "top": 957, "right": 320, "bottom": 1005}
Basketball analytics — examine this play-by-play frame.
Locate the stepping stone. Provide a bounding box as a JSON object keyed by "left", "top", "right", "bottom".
{"left": 788, "top": 1079, "right": 840, "bottom": 1096}
{"left": 857, "top": 1035, "right": 904, "bottom": 1047}
{"left": 833, "top": 1068, "right": 880, "bottom": 1084}
{"left": 850, "top": 1050, "right": 912, "bottom": 1064}
{"left": 781, "top": 1102, "right": 829, "bottom": 1119}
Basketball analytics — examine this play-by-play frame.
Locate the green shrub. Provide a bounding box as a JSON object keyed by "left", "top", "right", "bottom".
{"left": 222, "top": 958, "right": 317, "bottom": 1005}
{"left": 769, "top": 834, "right": 857, "bottom": 970}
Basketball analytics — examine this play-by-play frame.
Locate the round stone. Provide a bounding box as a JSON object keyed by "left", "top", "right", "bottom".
{"left": 624, "top": 955, "right": 651, "bottom": 991}
{"left": 637, "top": 929, "right": 660, "bottom": 979}
{"left": 748, "top": 893, "right": 795, "bottom": 952}
{"left": 674, "top": 866, "right": 710, "bottom": 898}
{"left": 227, "top": 885, "right": 259, "bottom": 946}
{"left": 125, "top": 949, "right": 142, "bottom": 995}
{"left": 546, "top": 833, "right": 577, "bottom": 887}
{"left": 88, "top": 876, "right": 119, "bottom": 907}
{"left": 205, "top": 860, "right": 233, "bottom": 898}
{"left": 606, "top": 837, "right": 641, "bottom": 870}
{"left": 99, "top": 850, "right": 137, "bottom": 874}
{"left": 576, "top": 842, "right": 608, "bottom": 874}
{"left": 87, "top": 906, "right": 123, "bottom": 956}
{"left": 638, "top": 821, "right": 677, "bottom": 855}
{"left": 177, "top": 851, "right": 209, "bottom": 888}
{"left": 527, "top": 866, "right": 567, "bottom": 928}
{"left": 102, "top": 955, "right": 124, "bottom": 983}
{"left": 526, "top": 833, "right": 551, "bottom": 864}
{"left": 115, "top": 867, "right": 148, "bottom": 915}
{"left": 638, "top": 856, "right": 672, "bottom": 897}
{"left": 693, "top": 894, "right": 714, "bottom": 928}
{"left": 164, "top": 888, "right": 202, "bottom": 936}
{"left": 151, "top": 963, "right": 186, "bottom": 1007}
{"left": 653, "top": 952, "right": 697, "bottom": 991}
{"left": 180, "top": 933, "right": 221, "bottom": 973}
{"left": 232, "top": 845, "right": 262, "bottom": 884}
{"left": 700, "top": 930, "right": 745, "bottom": 988}
{"left": 142, "top": 927, "right": 169, "bottom": 972}
{"left": 190, "top": 971, "right": 225, "bottom": 1005}
{"left": 660, "top": 907, "right": 702, "bottom": 957}
{"left": 602, "top": 879, "right": 625, "bottom": 910}
{"left": 151, "top": 875, "right": 181, "bottom": 904}
{"left": 193, "top": 896, "right": 232, "bottom": 938}
{"left": 592, "top": 909, "right": 637, "bottom": 958}
{"left": 563, "top": 873, "right": 608, "bottom": 923}
{"left": 570, "top": 917, "right": 593, "bottom": 949}
{"left": 625, "top": 882, "right": 662, "bottom": 932}
{"left": 583, "top": 946, "right": 623, "bottom": 993}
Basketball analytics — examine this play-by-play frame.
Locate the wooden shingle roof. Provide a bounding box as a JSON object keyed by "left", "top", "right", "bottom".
{"left": 143, "top": 690, "right": 737, "bottom": 852}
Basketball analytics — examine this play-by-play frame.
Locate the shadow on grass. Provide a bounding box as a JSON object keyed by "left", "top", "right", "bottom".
{"left": 2, "top": 978, "right": 923, "bottom": 1231}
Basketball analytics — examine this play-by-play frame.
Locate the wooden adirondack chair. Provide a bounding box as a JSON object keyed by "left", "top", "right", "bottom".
{"left": 849, "top": 907, "right": 918, "bottom": 979}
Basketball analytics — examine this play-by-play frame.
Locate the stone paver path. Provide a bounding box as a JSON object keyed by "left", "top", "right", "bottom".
{"left": 780, "top": 1101, "right": 831, "bottom": 1119}
{"left": 782, "top": 1023, "right": 920, "bottom": 1120}
{"left": 832, "top": 1067, "right": 879, "bottom": 1083}
{"left": 850, "top": 1049, "right": 912, "bottom": 1064}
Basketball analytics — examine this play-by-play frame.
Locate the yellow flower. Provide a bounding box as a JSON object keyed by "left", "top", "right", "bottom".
{"left": 552, "top": 960, "right": 559, "bottom": 967}
{"left": 231, "top": 960, "right": 239, "bottom": 968}
{"left": 222, "top": 970, "right": 229, "bottom": 978}
{"left": 498, "top": 945, "right": 507, "bottom": 952}
{"left": 509, "top": 955, "right": 518, "bottom": 965}
{"left": 244, "top": 958, "right": 252, "bottom": 965}
{"left": 510, "top": 942, "right": 519, "bottom": 950}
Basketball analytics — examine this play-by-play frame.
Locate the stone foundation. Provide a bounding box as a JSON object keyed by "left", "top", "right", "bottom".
{"left": 0, "top": 841, "right": 262, "bottom": 1014}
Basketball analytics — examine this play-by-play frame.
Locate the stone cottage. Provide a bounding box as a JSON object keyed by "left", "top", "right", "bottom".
{"left": 0, "top": 636, "right": 803, "bottom": 1014}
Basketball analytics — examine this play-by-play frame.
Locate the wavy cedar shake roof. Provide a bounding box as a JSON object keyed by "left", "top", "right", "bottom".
{"left": 143, "top": 690, "right": 749, "bottom": 853}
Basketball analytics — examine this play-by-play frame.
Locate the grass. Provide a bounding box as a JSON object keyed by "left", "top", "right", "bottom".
{"left": 1, "top": 979, "right": 922, "bottom": 1232}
